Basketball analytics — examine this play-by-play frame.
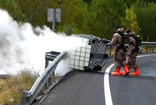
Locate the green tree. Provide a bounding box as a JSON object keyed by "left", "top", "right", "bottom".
{"left": 2, "top": 0, "right": 156, "bottom": 42}
{"left": 84, "top": 0, "right": 126, "bottom": 39}
{"left": 56, "top": 0, "right": 89, "bottom": 34}
{"left": 17, "top": 0, "right": 89, "bottom": 34}
{"left": 134, "top": 0, "right": 156, "bottom": 41}
{"left": 0, "top": 0, "right": 26, "bottom": 22}
{"left": 121, "top": 5, "right": 141, "bottom": 34}
{"left": 123, "top": 0, "right": 136, "bottom": 8}
{"left": 16, "top": 0, "right": 58, "bottom": 27}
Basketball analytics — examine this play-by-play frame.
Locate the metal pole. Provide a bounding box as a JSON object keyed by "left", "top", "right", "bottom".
{"left": 52, "top": 9, "right": 56, "bottom": 32}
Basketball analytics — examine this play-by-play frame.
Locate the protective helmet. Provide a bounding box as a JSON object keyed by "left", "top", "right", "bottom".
{"left": 115, "top": 25, "right": 121, "bottom": 32}
{"left": 117, "top": 28, "right": 124, "bottom": 32}
{"left": 126, "top": 29, "right": 136, "bottom": 35}
{"left": 126, "top": 29, "right": 132, "bottom": 33}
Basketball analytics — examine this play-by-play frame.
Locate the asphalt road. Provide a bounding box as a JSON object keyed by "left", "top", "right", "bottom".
{"left": 40, "top": 54, "right": 156, "bottom": 105}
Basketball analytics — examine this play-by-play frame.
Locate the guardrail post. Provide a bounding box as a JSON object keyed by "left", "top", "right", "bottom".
{"left": 146, "top": 47, "right": 148, "bottom": 53}
{"left": 109, "top": 47, "right": 112, "bottom": 57}
{"left": 152, "top": 46, "right": 154, "bottom": 53}
{"left": 20, "top": 91, "right": 31, "bottom": 105}
{"left": 45, "top": 58, "right": 49, "bottom": 89}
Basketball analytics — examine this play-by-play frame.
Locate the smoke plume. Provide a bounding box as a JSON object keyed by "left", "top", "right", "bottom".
{"left": 0, "top": 9, "right": 82, "bottom": 76}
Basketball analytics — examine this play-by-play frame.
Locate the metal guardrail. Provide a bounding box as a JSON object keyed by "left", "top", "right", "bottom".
{"left": 142, "top": 42, "right": 156, "bottom": 45}
{"left": 20, "top": 51, "right": 67, "bottom": 105}
{"left": 141, "top": 42, "right": 156, "bottom": 53}
{"left": 106, "top": 42, "right": 156, "bottom": 57}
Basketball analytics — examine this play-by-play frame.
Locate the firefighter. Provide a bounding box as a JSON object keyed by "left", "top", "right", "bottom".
{"left": 125, "top": 29, "right": 140, "bottom": 76}
{"left": 111, "top": 25, "right": 129, "bottom": 76}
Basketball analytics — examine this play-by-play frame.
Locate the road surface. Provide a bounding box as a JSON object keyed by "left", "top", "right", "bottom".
{"left": 40, "top": 54, "right": 156, "bottom": 105}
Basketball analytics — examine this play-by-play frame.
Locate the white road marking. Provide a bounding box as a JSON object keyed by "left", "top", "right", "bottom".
{"left": 103, "top": 54, "right": 156, "bottom": 105}
{"left": 104, "top": 63, "right": 114, "bottom": 105}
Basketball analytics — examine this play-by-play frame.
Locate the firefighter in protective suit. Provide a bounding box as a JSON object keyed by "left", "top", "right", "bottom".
{"left": 111, "top": 26, "right": 129, "bottom": 76}
{"left": 124, "top": 29, "right": 140, "bottom": 76}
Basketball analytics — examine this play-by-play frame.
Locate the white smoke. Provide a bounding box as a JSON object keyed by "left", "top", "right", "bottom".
{"left": 0, "top": 9, "right": 82, "bottom": 76}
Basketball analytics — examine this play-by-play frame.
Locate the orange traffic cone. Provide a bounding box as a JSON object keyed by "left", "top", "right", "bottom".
{"left": 122, "top": 65, "right": 129, "bottom": 76}
{"left": 111, "top": 68, "right": 121, "bottom": 76}
{"left": 130, "top": 67, "right": 140, "bottom": 76}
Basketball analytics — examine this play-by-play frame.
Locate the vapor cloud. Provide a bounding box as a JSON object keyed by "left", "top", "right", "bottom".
{"left": 0, "top": 9, "right": 82, "bottom": 76}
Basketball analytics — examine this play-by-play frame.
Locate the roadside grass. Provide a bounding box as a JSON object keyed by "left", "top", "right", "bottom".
{"left": 0, "top": 70, "right": 38, "bottom": 105}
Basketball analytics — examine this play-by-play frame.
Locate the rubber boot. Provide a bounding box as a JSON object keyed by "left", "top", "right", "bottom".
{"left": 120, "top": 67, "right": 130, "bottom": 75}
{"left": 130, "top": 67, "right": 140, "bottom": 76}
{"left": 111, "top": 68, "right": 121, "bottom": 76}
{"left": 122, "top": 65, "right": 129, "bottom": 76}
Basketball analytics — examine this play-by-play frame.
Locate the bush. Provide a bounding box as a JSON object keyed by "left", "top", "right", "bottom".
{"left": 0, "top": 70, "right": 38, "bottom": 105}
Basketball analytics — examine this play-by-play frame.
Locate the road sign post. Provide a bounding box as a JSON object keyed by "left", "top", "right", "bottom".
{"left": 47, "top": 8, "right": 61, "bottom": 32}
